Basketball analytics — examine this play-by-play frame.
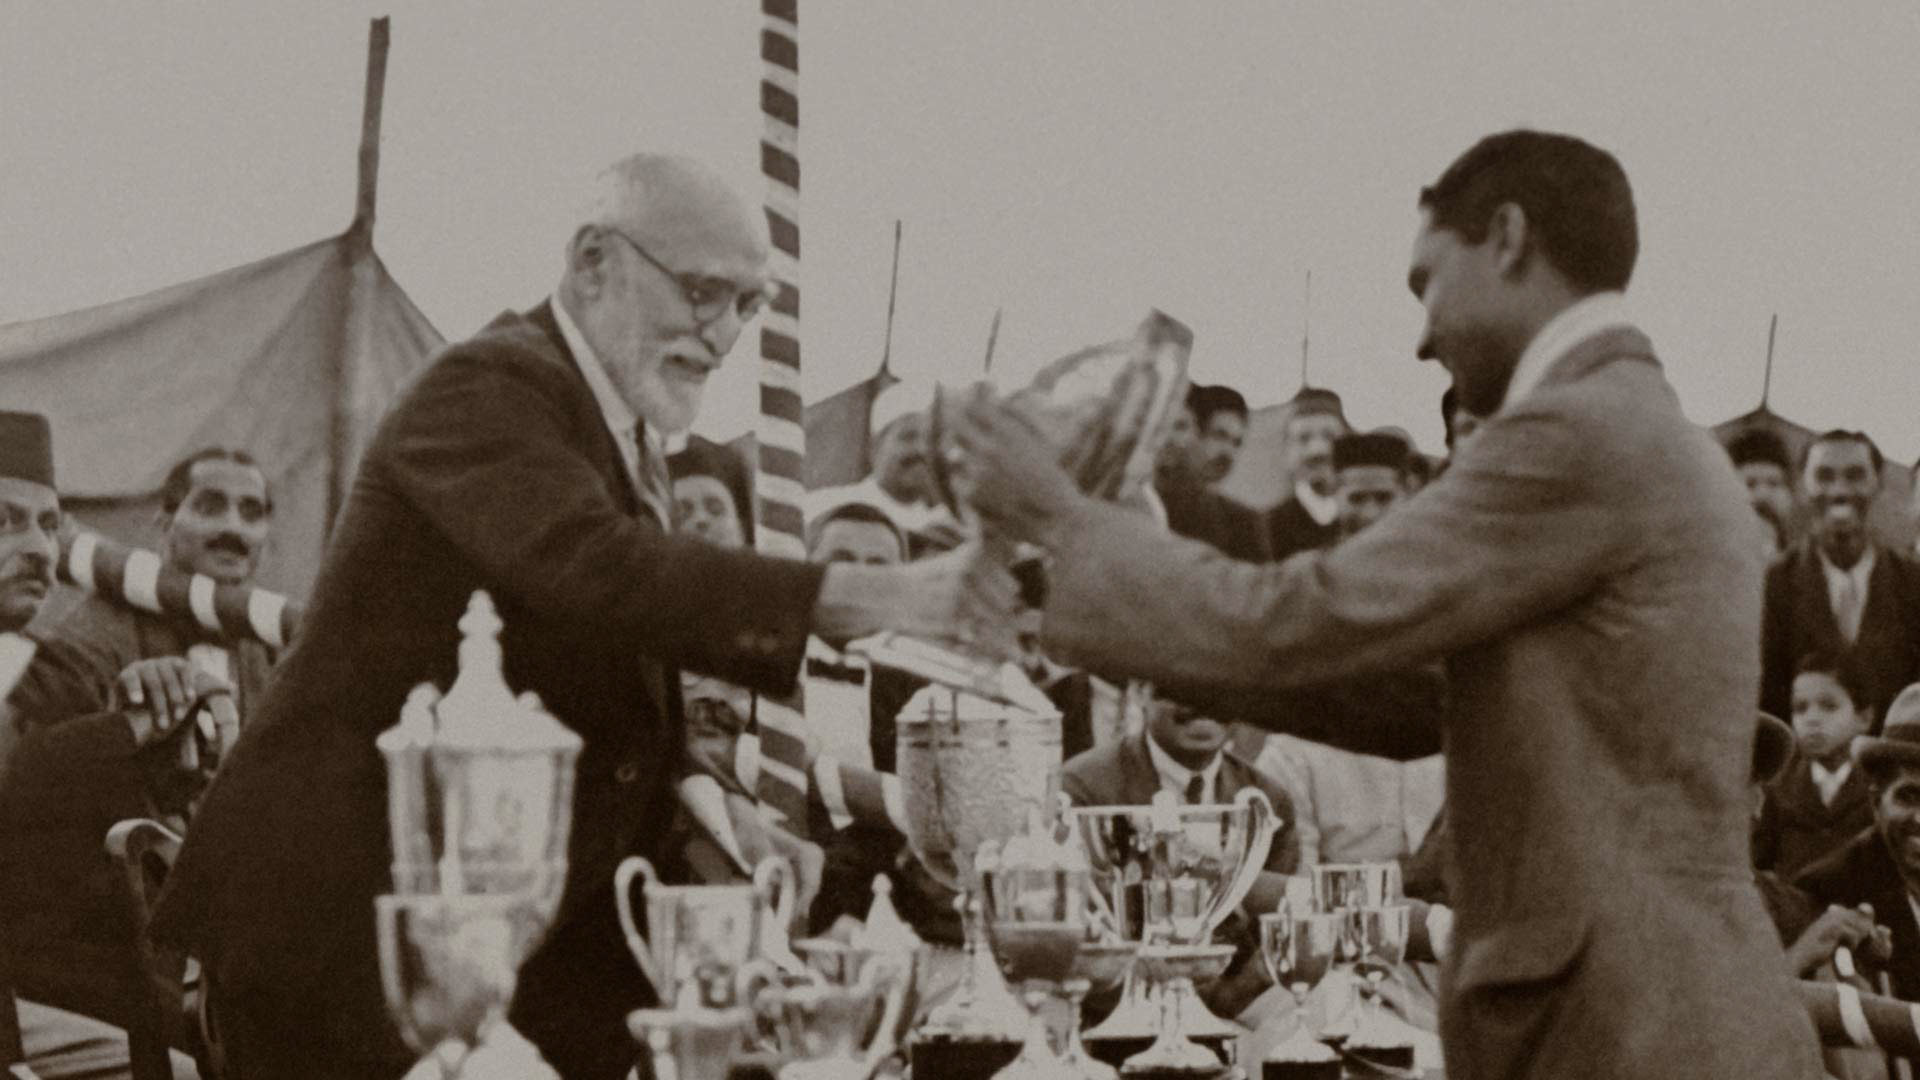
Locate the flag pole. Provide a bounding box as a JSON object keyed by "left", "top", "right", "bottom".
{"left": 1299, "top": 269, "right": 1313, "bottom": 389}
{"left": 982, "top": 308, "right": 1003, "bottom": 374}
{"left": 879, "top": 220, "right": 901, "bottom": 378}
{"left": 1761, "top": 312, "right": 1777, "bottom": 410}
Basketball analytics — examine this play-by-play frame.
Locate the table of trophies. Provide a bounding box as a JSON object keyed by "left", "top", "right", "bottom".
{"left": 365, "top": 312, "right": 1447, "bottom": 1079}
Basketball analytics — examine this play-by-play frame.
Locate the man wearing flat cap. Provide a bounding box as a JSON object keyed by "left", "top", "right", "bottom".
{"left": 1796, "top": 683, "right": 1920, "bottom": 1000}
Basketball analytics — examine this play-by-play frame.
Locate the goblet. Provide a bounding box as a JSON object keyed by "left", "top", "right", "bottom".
{"left": 885, "top": 678, "right": 1060, "bottom": 1043}
{"left": 1310, "top": 863, "right": 1402, "bottom": 914}
{"left": 1257, "top": 909, "right": 1343, "bottom": 1032}
{"left": 738, "top": 954, "right": 908, "bottom": 1080}
{"left": 978, "top": 820, "right": 1087, "bottom": 1079}
{"left": 1058, "top": 940, "right": 1136, "bottom": 1080}
{"left": 1343, "top": 904, "right": 1417, "bottom": 1073}
{"left": 615, "top": 855, "right": 796, "bottom": 1011}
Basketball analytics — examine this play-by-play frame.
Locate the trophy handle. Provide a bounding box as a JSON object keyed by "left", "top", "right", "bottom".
{"left": 752, "top": 856, "right": 796, "bottom": 930}
{"left": 854, "top": 954, "right": 911, "bottom": 1074}
{"left": 614, "top": 856, "right": 668, "bottom": 1000}
{"left": 1206, "top": 787, "right": 1275, "bottom": 936}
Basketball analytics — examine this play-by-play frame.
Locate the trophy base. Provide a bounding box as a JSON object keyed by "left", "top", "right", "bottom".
{"left": 1086, "top": 1034, "right": 1236, "bottom": 1071}
{"left": 907, "top": 1035, "right": 1023, "bottom": 1080}
{"left": 1262, "top": 1063, "right": 1341, "bottom": 1080}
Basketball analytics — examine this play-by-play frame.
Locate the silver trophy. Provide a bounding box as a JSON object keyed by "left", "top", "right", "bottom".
{"left": 880, "top": 674, "right": 1061, "bottom": 1045}
{"left": 374, "top": 591, "right": 582, "bottom": 1078}
{"left": 618, "top": 854, "right": 798, "bottom": 1078}
{"left": 1067, "top": 787, "right": 1276, "bottom": 1074}
{"left": 977, "top": 813, "right": 1089, "bottom": 1079}
{"left": 739, "top": 951, "right": 909, "bottom": 1080}
{"left": 1310, "top": 863, "right": 1417, "bottom": 1069}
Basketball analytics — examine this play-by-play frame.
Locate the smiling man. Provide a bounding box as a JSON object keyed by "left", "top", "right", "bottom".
{"left": 952, "top": 129, "right": 1819, "bottom": 1078}
{"left": 148, "top": 154, "right": 1011, "bottom": 1080}
{"left": 1761, "top": 430, "right": 1920, "bottom": 727}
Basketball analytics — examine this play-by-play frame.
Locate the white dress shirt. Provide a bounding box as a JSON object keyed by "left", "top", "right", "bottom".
{"left": 1500, "top": 291, "right": 1635, "bottom": 414}
{"left": 1810, "top": 759, "right": 1854, "bottom": 807}
{"left": 1294, "top": 480, "right": 1340, "bottom": 528}
{"left": 551, "top": 294, "right": 670, "bottom": 528}
{"left": 1819, "top": 546, "right": 1876, "bottom": 645}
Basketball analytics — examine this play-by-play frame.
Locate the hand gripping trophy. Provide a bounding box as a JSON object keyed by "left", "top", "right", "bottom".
{"left": 374, "top": 591, "right": 582, "bottom": 1079}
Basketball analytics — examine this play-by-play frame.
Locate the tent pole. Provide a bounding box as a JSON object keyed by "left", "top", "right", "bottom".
{"left": 878, "top": 219, "right": 901, "bottom": 378}
{"left": 350, "top": 17, "right": 390, "bottom": 244}
{"left": 1299, "top": 269, "right": 1312, "bottom": 389}
{"left": 331, "top": 17, "right": 391, "bottom": 532}
{"left": 1761, "top": 312, "right": 1777, "bottom": 411}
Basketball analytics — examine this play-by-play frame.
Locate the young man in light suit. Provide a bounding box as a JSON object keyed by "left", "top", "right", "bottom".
{"left": 952, "top": 130, "right": 1820, "bottom": 1080}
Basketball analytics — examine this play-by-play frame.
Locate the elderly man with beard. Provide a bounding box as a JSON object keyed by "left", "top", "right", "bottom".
{"left": 1261, "top": 386, "right": 1348, "bottom": 560}
{"left": 1762, "top": 431, "right": 1920, "bottom": 728}
{"left": 147, "top": 155, "right": 1010, "bottom": 1080}
{"left": 0, "top": 447, "right": 276, "bottom": 1041}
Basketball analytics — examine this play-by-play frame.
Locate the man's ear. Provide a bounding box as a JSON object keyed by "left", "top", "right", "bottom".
{"left": 567, "top": 226, "right": 613, "bottom": 298}
{"left": 1486, "top": 202, "right": 1531, "bottom": 279}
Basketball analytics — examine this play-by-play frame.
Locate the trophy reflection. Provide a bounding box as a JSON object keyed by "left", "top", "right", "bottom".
{"left": 617, "top": 854, "right": 797, "bottom": 1079}
{"left": 374, "top": 591, "right": 582, "bottom": 1078}
{"left": 1067, "top": 785, "right": 1276, "bottom": 1075}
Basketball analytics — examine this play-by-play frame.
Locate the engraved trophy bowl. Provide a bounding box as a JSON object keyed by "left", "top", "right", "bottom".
{"left": 615, "top": 855, "right": 796, "bottom": 1011}
{"left": 374, "top": 591, "right": 582, "bottom": 1078}
{"left": 1311, "top": 863, "right": 1402, "bottom": 915}
{"left": 885, "top": 677, "right": 1061, "bottom": 1044}
{"left": 739, "top": 953, "right": 909, "bottom": 1080}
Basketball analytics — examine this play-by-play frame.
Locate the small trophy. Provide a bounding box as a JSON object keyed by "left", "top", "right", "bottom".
{"left": 374, "top": 591, "right": 582, "bottom": 1078}
{"left": 977, "top": 811, "right": 1089, "bottom": 1079}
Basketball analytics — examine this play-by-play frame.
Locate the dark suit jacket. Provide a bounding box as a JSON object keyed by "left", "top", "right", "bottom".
{"left": 1761, "top": 541, "right": 1920, "bottom": 728}
{"left": 1795, "top": 828, "right": 1920, "bottom": 1000}
{"left": 1158, "top": 482, "right": 1274, "bottom": 563}
{"left": 1261, "top": 495, "right": 1337, "bottom": 563}
{"left": 1756, "top": 750, "right": 1876, "bottom": 881}
{"left": 1060, "top": 732, "right": 1300, "bottom": 876}
{"left": 1038, "top": 326, "right": 1819, "bottom": 1079}
{"left": 0, "top": 595, "right": 273, "bottom": 1030}
{"left": 149, "top": 304, "right": 825, "bottom": 1080}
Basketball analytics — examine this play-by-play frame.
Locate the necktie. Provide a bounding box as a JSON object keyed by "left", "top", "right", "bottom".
{"left": 1185, "top": 774, "right": 1206, "bottom": 805}
{"left": 1835, "top": 572, "right": 1865, "bottom": 645}
{"left": 632, "top": 421, "right": 673, "bottom": 530}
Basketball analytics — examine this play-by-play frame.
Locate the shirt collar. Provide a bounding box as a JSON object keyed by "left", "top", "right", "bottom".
{"left": 1144, "top": 730, "right": 1223, "bottom": 801}
{"left": 1500, "top": 291, "right": 1635, "bottom": 414}
{"left": 1820, "top": 544, "right": 1876, "bottom": 592}
{"left": 552, "top": 294, "right": 661, "bottom": 461}
{"left": 1295, "top": 480, "right": 1340, "bottom": 527}
{"left": 1811, "top": 758, "right": 1852, "bottom": 789}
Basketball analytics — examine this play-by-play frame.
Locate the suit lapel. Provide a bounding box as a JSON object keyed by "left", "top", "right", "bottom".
{"left": 1791, "top": 545, "right": 1845, "bottom": 650}
{"left": 526, "top": 302, "right": 645, "bottom": 519}
{"left": 1118, "top": 734, "right": 1162, "bottom": 805}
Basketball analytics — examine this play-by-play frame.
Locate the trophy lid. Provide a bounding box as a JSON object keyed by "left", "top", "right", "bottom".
{"left": 375, "top": 683, "right": 440, "bottom": 755}
{"left": 434, "top": 591, "right": 581, "bottom": 753}
{"left": 889, "top": 665, "right": 1060, "bottom": 727}
{"left": 852, "top": 875, "right": 923, "bottom": 956}
{"left": 848, "top": 633, "right": 1058, "bottom": 718}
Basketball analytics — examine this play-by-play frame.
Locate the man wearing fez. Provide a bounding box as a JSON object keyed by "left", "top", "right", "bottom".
{"left": 1261, "top": 385, "right": 1347, "bottom": 561}
{"left": 150, "top": 155, "right": 1013, "bottom": 1080}
{"left": 0, "top": 413, "right": 204, "bottom": 1079}
{"left": 952, "top": 130, "right": 1819, "bottom": 1078}
{"left": 1761, "top": 430, "right": 1920, "bottom": 729}
{"left": 0, "top": 449, "right": 276, "bottom": 1036}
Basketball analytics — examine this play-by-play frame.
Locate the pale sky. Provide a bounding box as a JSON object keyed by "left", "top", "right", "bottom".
{"left": 3, "top": 1, "right": 1916, "bottom": 463}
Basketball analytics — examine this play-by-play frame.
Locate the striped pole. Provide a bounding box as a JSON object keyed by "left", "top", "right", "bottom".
{"left": 751, "top": 0, "right": 815, "bottom": 833}
{"left": 58, "top": 531, "right": 299, "bottom": 650}
{"left": 1798, "top": 979, "right": 1920, "bottom": 1059}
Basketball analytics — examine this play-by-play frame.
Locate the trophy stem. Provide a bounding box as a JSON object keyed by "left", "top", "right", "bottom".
{"left": 1059, "top": 978, "right": 1118, "bottom": 1080}
{"left": 1118, "top": 976, "right": 1222, "bottom": 1076}
{"left": 919, "top": 891, "right": 1029, "bottom": 1040}
{"left": 1081, "top": 966, "right": 1157, "bottom": 1043}
{"left": 988, "top": 985, "right": 1073, "bottom": 1080}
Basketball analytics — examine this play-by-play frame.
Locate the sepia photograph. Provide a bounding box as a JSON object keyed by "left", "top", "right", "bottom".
{"left": 1, "top": 3, "right": 1917, "bottom": 1078}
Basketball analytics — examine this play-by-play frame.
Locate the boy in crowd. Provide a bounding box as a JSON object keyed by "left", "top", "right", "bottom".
{"left": 1757, "top": 650, "right": 1878, "bottom": 879}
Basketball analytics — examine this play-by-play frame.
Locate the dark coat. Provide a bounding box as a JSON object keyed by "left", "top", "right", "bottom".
{"left": 1038, "top": 327, "right": 1820, "bottom": 1080}
{"left": 0, "top": 595, "right": 274, "bottom": 1028}
{"left": 148, "top": 304, "right": 824, "bottom": 1080}
{"left": 1261, "top": 495, "right": 1337, "bottom": 563}
{"left": 1756, "top": 749, "right": 1876, "bottom": 880}
{"left": 1795, "top": 828, "right": 1920, "bottom": 1001}
{"left": 1761, "top": 541, "right": 1920, "bottom": 729}
{"left": 1159, "top": 482, "right": 1274, "bottom": 563}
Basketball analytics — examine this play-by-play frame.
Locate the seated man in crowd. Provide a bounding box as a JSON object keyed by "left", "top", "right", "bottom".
{"left": 0, "top": 411, "right": 198, "bottom": 1080}
{"left": 1063, "top": 690, "right": 1301, "bottom": 1019}
{"left": 1755, "top": 649, "right": 1877, "bottom": 879}
{"left": 1257, "top": 432, "right": 1445, "bottom": 867}
{"left": 0, "top": 448, "right": 278, "bottom": 1034}
{"left": 1796, "top": 683, "right": 1920, "bottom": 1000}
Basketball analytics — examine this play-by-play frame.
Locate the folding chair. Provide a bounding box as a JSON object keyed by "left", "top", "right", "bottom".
{"left": 104, "top": 818, "right": 219, "bottom": 1080}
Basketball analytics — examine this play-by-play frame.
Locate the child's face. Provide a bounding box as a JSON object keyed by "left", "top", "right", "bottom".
{"left": 1792, "top": 671, "right": 1871, "bottom": 762}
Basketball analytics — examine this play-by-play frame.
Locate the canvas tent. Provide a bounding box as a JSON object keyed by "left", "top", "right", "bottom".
{"left": 0, "top": 19, "right": 442, "bottom": 600}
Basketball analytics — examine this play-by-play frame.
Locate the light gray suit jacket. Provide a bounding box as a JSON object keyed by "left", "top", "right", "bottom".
{"left": 1040, "top": 326, "right": 1821, "bottom": 1080}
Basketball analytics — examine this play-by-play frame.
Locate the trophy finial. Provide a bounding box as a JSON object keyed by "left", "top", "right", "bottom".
{"left": 853, "top": 874, "right": 922, "bottom": 956}
{"left": 436, "top": 591, "right": 518, "bottom": 741}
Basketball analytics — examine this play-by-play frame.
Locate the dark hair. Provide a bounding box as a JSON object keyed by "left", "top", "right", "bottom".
{"left": 1725, "top": 429, "right": 1793, "bottom": 474}
{"left": 669, "top": 437, "right": 755, "bottom": 543}
{"left": 160, "top": 448, "right": 270, "bottom": 516}
{"left": 1188, "top": 384, "right": 1249, "bottom": 428}
{"left": 1793, "top": 648, "right": 1870, "bottom": 713}
{"left": 806, "top": 501, "right": 906, "bottom": 559}
{"left": 1796, "top": 429, "right": 1884, "bottom": 479}
{"left": 1419, "top": 130, "right": 1638, "bottom": 294}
